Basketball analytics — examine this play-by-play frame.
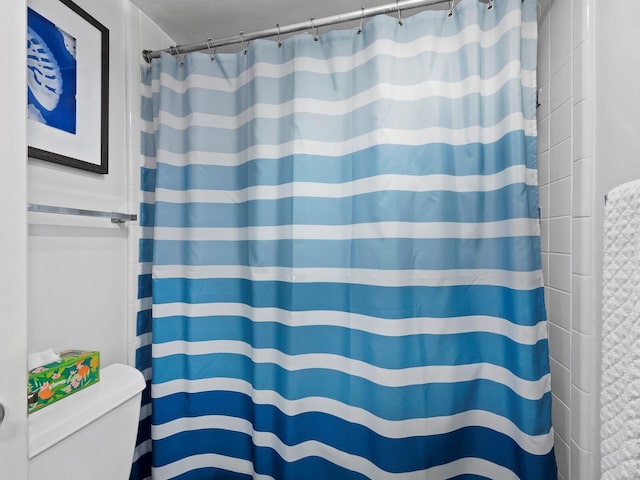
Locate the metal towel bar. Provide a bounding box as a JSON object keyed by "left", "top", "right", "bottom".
{"left": 28, "top": 203, "right": 137, "bottom": 224}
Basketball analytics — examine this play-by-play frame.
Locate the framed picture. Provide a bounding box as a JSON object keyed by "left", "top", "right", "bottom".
{"left": 27, "top": 0, "right": 109, "bottom": 174}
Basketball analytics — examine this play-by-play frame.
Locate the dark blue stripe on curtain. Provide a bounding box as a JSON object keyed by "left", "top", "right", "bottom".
{"left": 152, "top": 355, "right": 550, "bottom": 434}
{"left": 152, "top": 422, "right": 555, "bottom": 480}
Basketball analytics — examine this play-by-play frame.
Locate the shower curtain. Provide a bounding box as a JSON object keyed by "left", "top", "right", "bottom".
{"left": 132, "top": 0, "right": 556, "bottom": 478}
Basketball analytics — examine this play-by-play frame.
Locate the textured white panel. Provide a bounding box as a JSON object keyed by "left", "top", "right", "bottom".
{"left": 601, "top": 180, "right": 640, "bottom": 479}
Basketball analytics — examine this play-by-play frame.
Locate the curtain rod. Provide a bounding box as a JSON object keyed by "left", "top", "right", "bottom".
{"left": 143, "top": 0, "right": 459, "bottom": 63}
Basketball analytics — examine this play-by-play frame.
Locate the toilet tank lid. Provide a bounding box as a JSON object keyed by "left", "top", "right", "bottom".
{"left": 29, "top": 363, "right": 145, "bottom": 459}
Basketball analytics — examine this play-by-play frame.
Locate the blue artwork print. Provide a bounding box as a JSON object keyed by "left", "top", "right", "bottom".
{"left": 27, "top": 8, "right": 77, "bottom": 134}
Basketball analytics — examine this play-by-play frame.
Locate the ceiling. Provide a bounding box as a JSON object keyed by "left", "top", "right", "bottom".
{"left": 132, "top": 0, "right": 450, "bottom": 53}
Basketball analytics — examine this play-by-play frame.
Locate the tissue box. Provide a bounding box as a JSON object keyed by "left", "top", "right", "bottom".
{"left": 28, "top": 350, "right": 100, "bottom": 414}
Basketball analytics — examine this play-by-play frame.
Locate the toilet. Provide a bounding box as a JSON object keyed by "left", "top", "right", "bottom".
{"left": 28, "top": 363, "right": 145, "bottom": 480}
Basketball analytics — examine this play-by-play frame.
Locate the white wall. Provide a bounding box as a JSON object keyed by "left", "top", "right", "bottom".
{"left": 537, "top": 0, "right": 597, "bottom": 478}
{"left": 24, "top": 0, "right": 172, "bottom": 474}
{"left": 0, "top": 0, "right": 28, "bottom": 477}
{"left": 27, "top": 0, "right": 130, "bottom": 367}
{"left": 27, "top": 0, "right": 172, "bottom": 370}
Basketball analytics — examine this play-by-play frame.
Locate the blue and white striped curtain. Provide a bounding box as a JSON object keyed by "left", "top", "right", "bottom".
{"left": 133, "top": 0, "right": 557, "bottom": 478}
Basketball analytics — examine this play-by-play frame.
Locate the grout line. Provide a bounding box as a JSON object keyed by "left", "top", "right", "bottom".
{"left": 552, "top": 391, "right": 570, "bottom": 411}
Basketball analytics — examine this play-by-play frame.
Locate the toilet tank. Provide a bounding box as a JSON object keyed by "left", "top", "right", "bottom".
{"left": 29, "top": 363, "right": 145, "bottom": 480}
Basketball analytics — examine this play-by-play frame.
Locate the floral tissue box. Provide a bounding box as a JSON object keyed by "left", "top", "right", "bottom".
{"left": 28, "top": 350, "right": 100, "bottom": 414}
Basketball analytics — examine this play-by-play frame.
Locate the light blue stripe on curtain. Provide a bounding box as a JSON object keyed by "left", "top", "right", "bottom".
{"left": 132, "top": 0, "right": 557, "bottom": 478}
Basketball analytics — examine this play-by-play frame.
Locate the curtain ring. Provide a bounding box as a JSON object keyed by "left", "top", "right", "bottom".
{"left": 488, "top": 0, "right": 494, "bottom": 10}
{"left": 310, "top": 17, "right": 319, "bottom": 41}
{"left": 240, "top": 31, "right": 248, "bottom": 55}
{"left": 276, "top": 23, "right": 282, "bottom": 48}
{"left": 448, "top": 0, "right": 455, "bottom": 17}
{"left": 396, "top": 0, "right": 403, "bottom": 26}
{"left": 357, "top": 6, "right": 365, "bottom": 34}
{"left": 206, "top": 38, "right": 215, "bottom": 62}
{"left": 171, "top": 45, "right": 185, "bottom": 67}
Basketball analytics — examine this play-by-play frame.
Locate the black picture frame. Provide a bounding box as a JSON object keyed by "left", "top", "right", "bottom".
{"left": 27, "top": 0, "right": 109, "bottom": 174}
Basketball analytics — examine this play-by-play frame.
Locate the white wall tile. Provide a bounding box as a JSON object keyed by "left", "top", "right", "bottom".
{"left": 572, "top": 0, "right": 583, "bottom": 47}
{"left": 549, "top": 322, "right": 571, "bottom": 368}
{"left": 542, "top": 255, "right": 550, "bottom": 291}
{"left": 551, "top": 61, "right": 572, "bottom": 113}
{"left": 544, "top": 286, "right": 550, "bottom": 313}
{"left": 539, "top": 184, "right": 550, "bottom": 219}
{"left": 572, "top": 157, "right": 592, "bottom": 218}
{"left": 550, "top": 139, "right": 572, "bottom": 182}
{"left": 550, "top": 357, "right": 571, "bottom": 405}
{"left": 538, "top": 14, "right": 551, "bottom": 84}
{"left": 550, "top": 101, "right": 572, "bottom": 148}
{"left": 550, "top": 0, "right": 572, "bottom": 38}
{"left": 548, "top": 287, "right": 571, "bottom": 330}
{"left": 552, "top": 393, "right": 571, "bottom": 444}
{"left": 572, "top": 218, "right": 593, "bottom": 275}
{"left": 539, "top": 115, "right": 550, "bottom": 154}
{"left": 550, "top": 178, "right": 572, "bottom": 217}
{"left": 571, "top": 386, "right": 593, "bottom": 451}
{"left": 549, "top": 217, "right": 571, "bottom": 254}
{"left": 573, "top": 39, "right": 593, "bottom": 104}
{"left": 555, "top": 433, "right": 571, "bottom": 480}
{"left": 573, "top": 99, "right": 594, "bottom": 160}
{"left": 540, "top": 219, "right": 550, "bottom": 253}
{"left": 571, "top": 330, "right": 593, "bottom": 393}
{"left": 573, "top": 0, "right": 592, "bottom": 46}
{"left": 571, "top": 441, "right": 593, "bottom": 479}
{"left": 539, "top": 150, "right": 550, "bottom": 186}
{"left": 548, "top": 253, "right": 571, "bottom": 292}
{"left": 572, "top": 274, "right": 593, "bottom": 335}
{"left": 550, "top": 24, "right": 572, "bottom": 76}
{"left": 538, "top": 81, "right": 551, "bottom": 121}
{"left": 540, "top": 2, "right": 597, "bottom": 478}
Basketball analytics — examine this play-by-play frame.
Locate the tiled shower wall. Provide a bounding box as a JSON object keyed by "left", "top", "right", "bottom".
{"left": 537, "top": 0, "right": 597, "bottom": 478}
